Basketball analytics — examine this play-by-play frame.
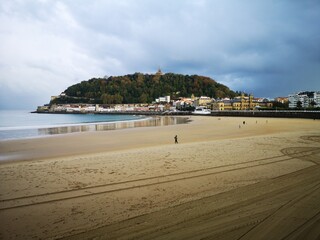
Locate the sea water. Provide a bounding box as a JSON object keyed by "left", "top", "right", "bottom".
{"left": 0, "top": 110, "right": 147, "bottom": 140}
{"left": 0, "top": 110, "right": 190, "bottom": 140}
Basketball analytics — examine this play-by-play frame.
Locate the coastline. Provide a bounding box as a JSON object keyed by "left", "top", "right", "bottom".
{"left": 1, "top": 116, "right": 313, "bottom": 163}
{"left": 34, "top": 109, "right": 320, "bottom": 119}
{"left": 0, "top": 116, "right": 320, "bottom": 239}
{"left": 0, "top": 115, "right": 190, "bottom": 142}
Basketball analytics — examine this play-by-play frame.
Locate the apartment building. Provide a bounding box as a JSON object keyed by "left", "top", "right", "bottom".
{"left": 288, "top": 91, "right": 320, "bottom": 108}
{"left": 212, "top": 94, "right": 273, "bottom": 111}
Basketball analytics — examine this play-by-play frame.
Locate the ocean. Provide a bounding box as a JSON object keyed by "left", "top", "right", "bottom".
{"left": 0, "top": 110, "right": 148, "bottom": 140}
{"left": 0, "top": 110, "right": 189, "bottom": 140}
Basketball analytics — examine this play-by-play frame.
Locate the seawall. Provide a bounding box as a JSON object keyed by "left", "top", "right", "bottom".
{"left": 208, "top": 110, "right": 320, "bottom": 119}
{"left": 33, "top": 110, "right": 320, "bottom": 119}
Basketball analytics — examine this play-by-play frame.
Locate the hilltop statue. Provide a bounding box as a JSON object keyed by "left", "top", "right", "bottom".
{"left": 156, "top": 67, "right": 163, "bottom": 75}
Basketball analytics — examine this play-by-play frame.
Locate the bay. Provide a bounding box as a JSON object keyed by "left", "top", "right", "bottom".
{"left": 0, "top": 110, "right": 146, "bottom": 140}
{"left": 0, "top": 110, "right": 189, "bottom": 140}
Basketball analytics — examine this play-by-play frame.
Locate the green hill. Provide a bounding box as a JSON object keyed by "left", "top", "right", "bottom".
{"left": 50, "top": 72, "right": 237, "bottom": 105}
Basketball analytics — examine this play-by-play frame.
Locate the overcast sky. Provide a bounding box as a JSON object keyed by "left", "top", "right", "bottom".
{"left": 0, "top": 0, "right": 319, "bottom": 109}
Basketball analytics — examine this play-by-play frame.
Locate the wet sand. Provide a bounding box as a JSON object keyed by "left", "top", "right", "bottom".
{"left": 0, "top": 116, "right": 320, "bottom": 239}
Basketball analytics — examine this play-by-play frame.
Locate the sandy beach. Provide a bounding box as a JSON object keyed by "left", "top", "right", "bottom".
{"left": 0, "top": 116, "right": 320, "bottom": 239}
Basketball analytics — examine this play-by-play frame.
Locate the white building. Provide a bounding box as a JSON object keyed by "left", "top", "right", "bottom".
{"left": 82, "top": 105, "right": 96, "bottom": 112}
{"left": 155, "top": 95, "right": 171, "bottom": 103}
{"left": 288, "top": 91, "right": 320, "bottom": 108}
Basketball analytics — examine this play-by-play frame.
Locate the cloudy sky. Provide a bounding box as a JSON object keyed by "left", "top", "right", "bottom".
{"left": 0, "top": 0, "right": 319, "bottom": 109}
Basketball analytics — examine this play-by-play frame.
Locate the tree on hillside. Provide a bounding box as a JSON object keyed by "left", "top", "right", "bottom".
{"left": 53, "top": 73, "right": 237, "bottom": 105}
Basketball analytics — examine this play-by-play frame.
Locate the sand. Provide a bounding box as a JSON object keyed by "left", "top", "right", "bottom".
{"left": 0, "top": 116, "right": 320, "bottom": 239}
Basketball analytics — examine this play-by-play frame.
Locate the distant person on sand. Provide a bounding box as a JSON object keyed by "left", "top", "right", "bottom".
{"left": 174, "top": 135, "right": 178, "bottom": 144}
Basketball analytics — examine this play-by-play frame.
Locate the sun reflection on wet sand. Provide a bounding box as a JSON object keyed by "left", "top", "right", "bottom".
{"left": 38, "top": 116, "right": 191, "bottom": 136}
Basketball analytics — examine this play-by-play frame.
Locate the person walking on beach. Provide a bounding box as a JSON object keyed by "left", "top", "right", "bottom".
{"left": 174, "top": 135, "right": 178, "bottom": 144}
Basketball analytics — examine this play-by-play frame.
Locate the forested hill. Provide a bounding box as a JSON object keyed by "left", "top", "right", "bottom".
{"left": 51, "top": 72, "right": 237, "bottom": 105}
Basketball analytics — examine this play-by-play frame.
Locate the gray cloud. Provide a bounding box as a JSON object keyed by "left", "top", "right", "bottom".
{"left": 0, "top": 0, "right": 319, "bottom": 109}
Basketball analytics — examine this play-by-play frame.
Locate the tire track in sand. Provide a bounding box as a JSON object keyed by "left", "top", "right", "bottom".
{"left": 56, "top": 135, "right": 320, "bottom": 239}
{"left": 0, "top": 136, "right": 320, "bottom": 210}
{"left": 1, "top": 146, "right": 318, "bottom": 211}
{"left": 61, "top": 158, "right": 320, "bottom": 240}
{"left": 0, "top": 154, "right": 288, "bottom": 210}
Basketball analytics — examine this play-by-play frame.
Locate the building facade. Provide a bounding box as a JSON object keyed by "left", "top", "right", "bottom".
{"left": 288, "top": 91, "right": 320, "bottom": 108}
{"left": 193, "top": 96, "right": 213, "bottom": 107}
{"left": 212, "top": 94, "right": 273, "bottom": 111}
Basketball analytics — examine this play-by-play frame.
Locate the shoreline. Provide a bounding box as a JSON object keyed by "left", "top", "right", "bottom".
{"left": 0, "top": 115, "right": 193, "bottom": 163}
{"left": 0, "top": 116, "right": 318, "bottom": 163}
{"left": 33, "top": 109, "right": 320, "bottom": 119}
{"left": 0, "top": 116, "right": 320, "bottom": 239}
{"left": 0, "top": 115, "right": 191, "bottom": 142}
